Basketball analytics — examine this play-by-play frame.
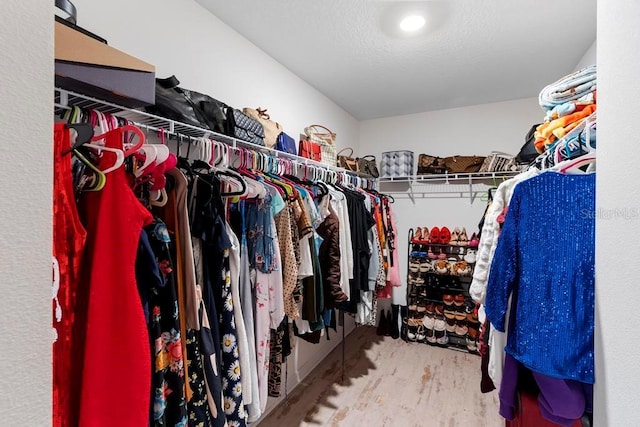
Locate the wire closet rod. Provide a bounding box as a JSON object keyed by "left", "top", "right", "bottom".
{"left": 54, "top": 87, "right": 378, "bottom": 188}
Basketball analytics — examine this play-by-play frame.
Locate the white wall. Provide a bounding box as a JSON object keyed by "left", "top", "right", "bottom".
{"left": 73, "top": 0, "right": 359, "bottom": 152}
{"left": 595, "top": 3, "right": 640, "bottom": 425}
{"left": 359, "top": 98, "right": 543, "bottom": 304}
{"left": 575, "top": 39, "right": 597, "bottom": 71}
{"left": 0, "top": 0, "right": 53, "bottom": 425}
{"left": 71, "top": 0, "right": 359, "bottom": 421}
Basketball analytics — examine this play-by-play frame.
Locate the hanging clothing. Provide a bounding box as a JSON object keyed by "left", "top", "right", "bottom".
{"left": 142, "top": 218, "right": 188, "bottom": 426}
{"left": 485, "top": 171, "right": 596, "bottom": 383}
{"left": 78, "top": 127, "right": 153, "bottom": 427}
{"left": 52, "top": 124, "right": 88, "bottom": 427}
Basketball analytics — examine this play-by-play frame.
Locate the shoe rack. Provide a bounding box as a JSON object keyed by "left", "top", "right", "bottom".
{"left": 403, "top": 228, "right": 481, "bottom": 354}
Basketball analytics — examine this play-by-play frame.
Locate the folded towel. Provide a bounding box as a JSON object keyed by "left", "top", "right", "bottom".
{"left": 534, "top": 104, "right": 597, "bottom": 152}
{"left": 539, "top": 65, "right": 597, "bottom": 110}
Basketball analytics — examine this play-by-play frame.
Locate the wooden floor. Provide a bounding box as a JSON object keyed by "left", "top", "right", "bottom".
{"left": 259, "top": 326, "right": 503, "bottom": 427}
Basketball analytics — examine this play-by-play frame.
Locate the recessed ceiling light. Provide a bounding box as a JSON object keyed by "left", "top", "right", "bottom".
{"left": 399, "top": 15, "right": 425, "bottom": 32}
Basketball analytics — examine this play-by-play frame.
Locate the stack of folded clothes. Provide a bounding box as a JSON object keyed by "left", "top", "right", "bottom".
{"left": 534, "top": 65, "right": 597, "bottom": 153}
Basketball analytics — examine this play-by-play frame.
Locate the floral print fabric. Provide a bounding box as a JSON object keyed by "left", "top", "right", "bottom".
{"left": 144, "top": 218, "right": 188, "bottom": 427}
{"left": 219, "top": 248, "right": 248, "bottom": 426}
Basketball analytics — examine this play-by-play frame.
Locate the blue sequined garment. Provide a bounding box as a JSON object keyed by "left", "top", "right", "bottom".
{"left": 485, "top": 171, "right": 595, "bottom": 383}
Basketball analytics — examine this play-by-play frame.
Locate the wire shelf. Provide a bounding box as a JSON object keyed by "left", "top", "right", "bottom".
{"left": 53, "top": 88, "right": 377, "bottom": 186}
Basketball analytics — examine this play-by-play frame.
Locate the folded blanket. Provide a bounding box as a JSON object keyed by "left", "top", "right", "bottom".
{"left": 539, "top": 65, "right": 597, "bottom": 110}
{"left": 545, "top": 91, "right": 597, "bottom": 121}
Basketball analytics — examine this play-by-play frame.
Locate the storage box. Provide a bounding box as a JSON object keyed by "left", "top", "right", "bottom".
{"left": 381, "top": 150, "right": 414, "bottom": 178}
{"left": 55, "top": 21, "right": 156, "bottom": 108}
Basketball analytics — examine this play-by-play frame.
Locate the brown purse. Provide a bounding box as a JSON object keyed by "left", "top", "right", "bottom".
{"left": 416, "top": 154, "right": 447, "bottom": 175}
{"left": 442, "top": 155, "right": 486, "bottom": 173}
{"left": 337, "top": 148, "right": 359, "bottom": 172}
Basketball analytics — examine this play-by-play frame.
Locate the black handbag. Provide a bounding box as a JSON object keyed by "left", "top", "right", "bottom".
{"left": 515, "top": 123, "right": 542, "bottom": 164}
{"left": 226, "top": 108, "right": 265, "bottom": 146}
{"left": 145, "top": 76, "right": 228, "bottom": 134}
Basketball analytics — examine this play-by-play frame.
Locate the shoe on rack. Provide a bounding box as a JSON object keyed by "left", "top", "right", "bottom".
{"left": 450, "top": 227, "right": 461, "bottom": 246}
{"left": 416, "top": 325, "right": 427, "bottom": 342}
{"left": 439, "top": 226, "right": 452, "bottom": 245}
{"left": 418, "top": 227, "right": 430, "bottom": 244}
{"left": 428, "top": 247, "right": 437, "bottom": 259}
{"left": 445, "top": 317, "right": 456, "bottom": 333}
{"left": 423, "top": 313, "right": 436, "bottom": 329}
{"left": 458, "top": 227, "right": 469, "bottom": 246}
{"left": 466, "top": 335, "right": 478, "bottom": 352}
{"left": 455, "top": 320, "right": 469, "bottom": 336}
{"left": 429, "top": 227, "right": 441, "bottom": 244}
{"left": 434, "top": 315, "right": 446, "bottom": 332}
{"left": 426, "top": 326, "right": 437, "bottom": 344}
{"left": 437, "top": 250, "right": 447, "bottom": 260}
{"left": 464, "top": 250, "right": 477, "bottom": 264}
{"left": 409, "top": 258, "right": 420, "bottom": 273}
{"left": 443, "top": 294, "right": 455, "bottom": 306}
{"left": 436, "top": 329, "right": 449, "bottom": 346}
{"left": 453, "top": 294, "right": 466, "bottom": 306}
{"left": 411, "top": 227, "right": 423, "bottom": 244}
{"left": 468, "top": 232, "right": 480, "bottom": 248}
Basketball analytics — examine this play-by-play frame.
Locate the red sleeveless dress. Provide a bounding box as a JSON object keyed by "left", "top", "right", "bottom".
{"left": 78, "top": 127, "right": 153, "bottom": 426}
{"left": 52, "top": 123, "right": 88, "bottom": 427}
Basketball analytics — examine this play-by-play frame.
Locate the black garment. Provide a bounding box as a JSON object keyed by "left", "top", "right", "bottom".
{"left": 189, "top": 173, "right": 231, "bottom": 372}
{"left": 187, "top": 172, "right": 231, "bottom": 427}
{"left": 342, "top": 188, "right": 375, "bottom": 310}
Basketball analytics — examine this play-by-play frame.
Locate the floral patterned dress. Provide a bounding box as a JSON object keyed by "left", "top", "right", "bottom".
{"left": 219, "top": 247, "right": 248, "bottom": 427}
{"left": 144, "top": 218, "right": 188, "bottom": 427}
{"left": 145, "top": 218, "right": 187, "bottom": 427}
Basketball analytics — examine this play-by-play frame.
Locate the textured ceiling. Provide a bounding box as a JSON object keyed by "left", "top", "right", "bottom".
{"left": 196, "top": 0, "right": 597, "bottom": 120}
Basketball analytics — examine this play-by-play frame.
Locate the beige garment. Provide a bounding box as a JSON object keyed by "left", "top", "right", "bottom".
{"left": 275, "top": 206, "right": 300, "bottom": 319}
{"left": 167, "top": 169, "right": 200, "bottom": 330}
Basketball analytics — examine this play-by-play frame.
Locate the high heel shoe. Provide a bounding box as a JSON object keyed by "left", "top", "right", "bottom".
{"left": 411, "top": 227, "right": 422, "bottom": 244}
{"left": 468, "top": 232, "right": 480, "bottom": 248}
{"left": 418, "top": 227, "right": 430, "bottom": 244}
{"left": 450, "top": 227, "right": 460, "bottom": 246}
{"left": 458, "top": 227, "right": 469, "bottom": 246}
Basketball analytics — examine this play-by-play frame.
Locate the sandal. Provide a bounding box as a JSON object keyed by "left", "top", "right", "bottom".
{"left": 458, "top": 227, "right": 469, "bottom": 246}
{"left": 427, "top": 247, "right": 437, "bottom": 259}
{"left": 437, "top": 250, "right": 447, "bottom": 260}
{"left": 416, "top": 325, "right": 427, "bottom": 342}
{"left": 439, "top": 226, "right": 452, "bottom": 245}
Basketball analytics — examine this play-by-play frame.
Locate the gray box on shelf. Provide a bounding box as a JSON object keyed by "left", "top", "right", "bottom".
{"left": 381, "top": 150, "right": 414, "bottom": 178}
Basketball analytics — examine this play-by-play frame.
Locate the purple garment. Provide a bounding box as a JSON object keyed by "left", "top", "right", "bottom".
{"left": 499, "top": 353, "right": 592, "bottom": 426}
